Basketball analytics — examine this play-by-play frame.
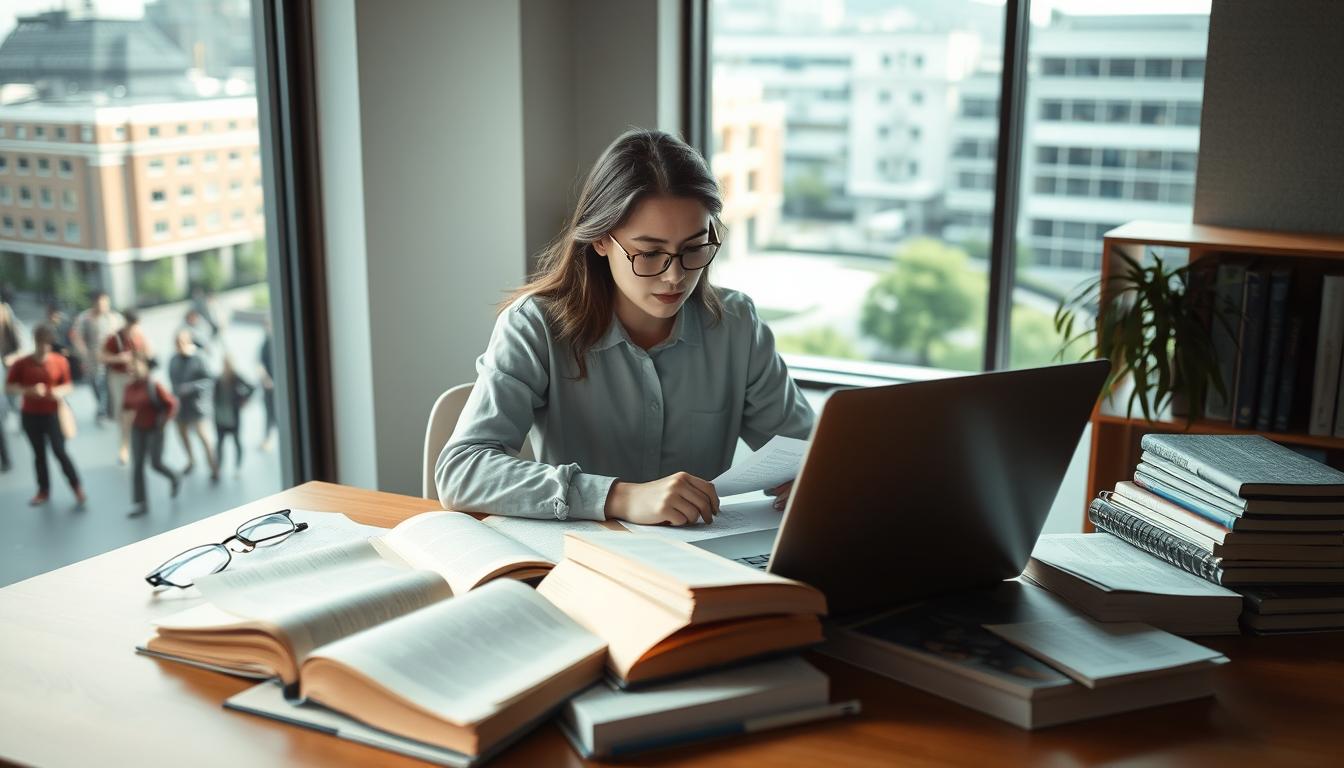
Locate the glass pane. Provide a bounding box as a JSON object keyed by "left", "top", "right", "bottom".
{"left": 157, "top": 544, "right": 229, "bottom": 586}
{"left": 0, "top": 2, "right": 287, "bottom": 586}
{"left": 1011, "top": 4, "right": 1211, "bottom": 371}
{"left": 238, "top": 513, "right": 295, "bottom": 545}
{"left": 710, "top": 0, "right": 1005, "bottom": 374}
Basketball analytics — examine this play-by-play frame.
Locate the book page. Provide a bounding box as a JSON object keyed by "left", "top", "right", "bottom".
{"left": 196, "top": 543, "right": 452, "bottom": 662}
{"left": 618, "top": 495, "right": 783, "bottom": 544}
{"left": 383, "top": 511, "right": 552, "bottom": 593}
{"left": 712, "top": 436, "right": 808, "bottom": 496}
{"left": 306, "top": 579, "right": 606, "bottom": 725}
{"left": 1030, "top": 534, "right": 1240, "bottom": 597}
{"left": 237, "top": 510, "right": 387, "bottom": 569}
{"left": 479, "top": 515, "right": 611, "bottom": 564}
{"left": 983, "top": 616, "right": 1227, "bottom": 688}
{"left": 567, "top": 531, "right": 782, "bottom": 588}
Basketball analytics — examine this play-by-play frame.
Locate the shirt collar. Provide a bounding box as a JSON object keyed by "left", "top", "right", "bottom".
{"left": 591, "top": 298, "right": 705, "bottom": 354}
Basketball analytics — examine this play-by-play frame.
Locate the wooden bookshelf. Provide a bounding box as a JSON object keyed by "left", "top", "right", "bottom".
{"left": 1085, "top": 221, "right": 1344, "bottom": 529}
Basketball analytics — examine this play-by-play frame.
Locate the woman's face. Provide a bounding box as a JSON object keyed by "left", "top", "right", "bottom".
{"left": 594, "top": 195, "right": 711, "bottom": 326}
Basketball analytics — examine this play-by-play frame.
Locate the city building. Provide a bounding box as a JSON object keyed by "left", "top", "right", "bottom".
{"left": 710, "top": 75, "right": 785, "bottom": 258}
{"left": 0, "top": 10, "right": 264, "bottom": 308}
{"left": 944, "top": 13, "right": 1209, "bottom": 269}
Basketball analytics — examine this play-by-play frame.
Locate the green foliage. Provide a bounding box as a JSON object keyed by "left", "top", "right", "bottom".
{"left": 251, "top": 285, "right": 270, "bottom": 310}
{"left": 198, "top": 253, "right": 226, "bottom": 293}
{"left": 236, "top": 240, "right": 268, "bottom": 285}
{"left": 861, "top": 238, "right": 979, "bottom": 366}
{"left": 776, "top": 326, "right": 860, "bottom": 360}
{"left": 1055, "top": 250, "right": 1222, "bottom": 423}
{"left": 136, "top": 259, "right": 180, "bottom": 306}
{"left": 52, "top": 270, "right": 90, "bottom": 310}
{"left": 1010, "top": 304, "right": 1080, "bottom": 369}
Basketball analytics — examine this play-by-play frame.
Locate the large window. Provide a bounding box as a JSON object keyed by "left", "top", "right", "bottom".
{"left": 706, "top": 0, "right": 1211, "bottom": 377}
{"left": 0, "top": 2, "right": 287, "bottom": 586}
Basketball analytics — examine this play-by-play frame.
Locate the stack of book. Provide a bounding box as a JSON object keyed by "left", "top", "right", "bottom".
{"left": 1084, "top": 433, "right": 1344, "bottom": 633}
{"left": 139, "top": 513, "right": 841, "bottom": 764}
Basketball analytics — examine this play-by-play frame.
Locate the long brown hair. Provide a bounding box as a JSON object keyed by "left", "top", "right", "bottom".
{"left": 506, "top": 129, "right": 724, "bottom": 378}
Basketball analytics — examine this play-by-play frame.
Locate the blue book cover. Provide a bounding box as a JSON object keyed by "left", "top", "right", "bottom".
{"left": 1233, "top": 269, "right": 1269, "bottom": 428}
{"left": 1255, "top": 270, "right": 1292, "bottom": 430}
{"left": 1132, "top": 472, "right": 1240, "bottom": 528}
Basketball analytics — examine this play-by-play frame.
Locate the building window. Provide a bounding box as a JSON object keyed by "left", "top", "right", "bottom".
{"left": 1143, "top": 58, "right": 1174, "bottom": 78}
{"left": 0, "top": 215, "right": 12, "bottom": 235}
{"left": 80, "top": 125, "right": 93, "bottom": 142}
{"left": 114, "top": 125, "right": 126, "bottom": 140}
{"left": 17, "top": 157, "right": 29, "bottom": 174}
{"left": 153, "top": 220, "right": 169, "bottom": 237}
{"left": 15, "top": 126, "right": 27, "bottom": 139}
{"left": 1108, "top": 58, "right": 1136, "bottom": 77}
{"left": 204, "top": 152, "right": 218, "bottom": 169}
{"left": 148, "top": 158, "right": 165, "bottom": 174}
{"left": 22, "top": 217, "right": 35, "bottom": 236}
{"left": 64, "top": 221, "right": 79, "bottom": 243}
{"left": 230, "top": 180, "right": 243, "bottom": 196}
{"left": 177, "top": 155, "right": 193, "bottom": 171}
{"left": 149, "top": 126, "right": 161, "bottom": 137}
{"left": 0, "top": 155, "right": 7, "bottom": 173}
{"left": 182, "top": 215, "right": 197, "bottom": 232}
{"left": 36, "top": 158, "right": 50, "bottom": 176}
{"left": 19, "top": 186, "right": 31, "bottom": 205}
{"left": 180, "top": 185, "right": 195, "bottom": 202}
{"left": 61, "top": 190, "right": 76, "bottom": 210}
{"left": 206, "top": 211, "right": 220, "bottom": 228}
{"left": 151, "top": 189, "right": 166, "bottom": 204}
{"left": 204, "top": 183, "right": 219, "bottom": 201}
{"left": 232, "top": 208, "right": 244, "bottom": 223}
{"left": 228, "top": 120, "right": 239, "bottom": 130}
{"left": 229, "top": 150, "right": 242, "bottom": 166}
{"left": 56, "top": 126, "right": 67, "bottom": 140}
{"left": 0, "top": 185, "right": 9, "bottom": 203}
{"left": 910, "top": 90, "right": 924, "bottom": 105}
{"left": 1180, "top": 58, "right": 1205, "bottom": 79}
{"left": 39, "top": 188, "right": 53, "bottom": 208}
{"left": 43, "top": 219, "right": 57, "bottom": 240}
{"left": 35, "top": 126, "right": 46, "bottom": 139}
{"left": 202, "top": 121, "right": 213, "bottom": 132}
{"left": 58, "top": 159, "right": 73, "bottom": 177}
{"left": 1042, "top": 57, "right": 1066, "bottom": 76}
{"left": 177, "top": 124, "right": 189, "bottom": 135}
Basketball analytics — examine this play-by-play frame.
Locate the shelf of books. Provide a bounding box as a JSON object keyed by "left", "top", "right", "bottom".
{"left": 1086, "top": 221, "right": 1344, "bottom": 529}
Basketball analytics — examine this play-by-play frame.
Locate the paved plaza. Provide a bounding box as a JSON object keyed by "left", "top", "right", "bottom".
{"left": 1, "top": 288, "right": 283, "bottom": 586}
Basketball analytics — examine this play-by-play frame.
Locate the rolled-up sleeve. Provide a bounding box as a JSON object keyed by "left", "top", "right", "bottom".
{"left": 737, "top": 296, "right": 816, "bottom": 450}
{"left": 435, "top": 301, "right": 615, "bottom": 520}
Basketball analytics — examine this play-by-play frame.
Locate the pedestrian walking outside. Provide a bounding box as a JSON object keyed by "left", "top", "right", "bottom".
{"left": 4, "top": 325, "right": 85, "bottom": 506}
{"left": 123, "top": 352, "right": 179, "bottom": 516}
{"left": 1, "top": 300, "right": 32, "bottom": 474}
{"left": 101, "top": 309, "right": 152, "bottom": 465}
{"left": 70, "top": 291, "right": 123, "bottom": 426}
{"left": 214, "top": 355, "right": 254, "bottom": 475}
{"left": 258, "top": 320, "right": 276, "bottom": 451}
{"left": 168, "top": 329, "right": 217, "bottom": 481}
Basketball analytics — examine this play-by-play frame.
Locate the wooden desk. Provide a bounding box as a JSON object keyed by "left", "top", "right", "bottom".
{"left": 1, "top": 481, "right": 1339, "bottom": 768}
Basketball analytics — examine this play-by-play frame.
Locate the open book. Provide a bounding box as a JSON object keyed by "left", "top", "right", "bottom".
{"left": 143, "top": 511, "right": 599, "bottom": 682}
{"left": 536, "top": 531, "right": 827, "bottom": 686}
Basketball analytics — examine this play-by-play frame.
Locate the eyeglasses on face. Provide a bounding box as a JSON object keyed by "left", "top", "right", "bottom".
{"left": 608, "top": 221, "right": 722, "bottom": 277}
{"left": 144, "top": 509, "right": 308, "bottom": 588}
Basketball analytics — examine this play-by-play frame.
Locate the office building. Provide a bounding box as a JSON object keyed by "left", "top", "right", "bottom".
{"left": 710, "top": 75, "right": 785, "bottom": 257}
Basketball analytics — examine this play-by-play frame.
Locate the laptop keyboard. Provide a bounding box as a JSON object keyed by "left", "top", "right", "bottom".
{"left": 734, "top": 554, "right": 771, "bottom": 570}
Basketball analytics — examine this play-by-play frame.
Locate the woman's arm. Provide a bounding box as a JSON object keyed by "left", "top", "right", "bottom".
{"left": 737, "top": 296, "right": 816, "bottom": 450}
{"left": 437, "top": 301, "right": 617, "bottom": 521}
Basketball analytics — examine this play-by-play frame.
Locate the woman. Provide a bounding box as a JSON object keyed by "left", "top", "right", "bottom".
{"left": 4, "top": 324, "right": 85, "bottom": 506}
{"left": 168, "top": 329, "right": 217, "bottom": 480}
{"left": 213, "top": 356, "right": 255, "bottom": 475}
{"left": 0, "top": 299, "right": 28, "bottom": 473}
{"left": 101, "top": 309, "right": 152, "bottom": 465}
{"left": 123, "top": 352, "right": 179, "bottom": 515}
{"left": 437, "top": 129, "right": 813, "bottom": 525}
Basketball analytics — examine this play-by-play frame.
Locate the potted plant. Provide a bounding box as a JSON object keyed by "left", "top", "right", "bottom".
{"left": 1054, "top": 249, "right": 1228, "bottom": 424}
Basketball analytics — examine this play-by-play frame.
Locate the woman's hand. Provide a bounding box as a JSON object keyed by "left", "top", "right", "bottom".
{"left": 31, "top": 382, "right": 49, "bottom": 398}
{"left": 766, "top": 480, "right": 794, "bottom": 511}
{"left": 606, "top": 472, "right": 720, "bottom": 526}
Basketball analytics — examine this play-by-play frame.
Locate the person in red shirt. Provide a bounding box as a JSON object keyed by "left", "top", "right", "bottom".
{"left": 122, "top": 352, "right": 180, "bottom": 515}
{"left": 100, "top": 309, "right": 152, "bottom": 466}
{"left": 4, "top": 325, "right": 85, "bottom": 506}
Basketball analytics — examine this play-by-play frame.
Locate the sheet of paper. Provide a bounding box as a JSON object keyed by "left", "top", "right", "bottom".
{"left": 617, "top": 494, "right": 783, "bottom": 544}
{"left": 571, "top": 529, "right": 780, "bottom": 587}
{"left": 479, "top": 515, "right": 611, "bottom": 564}
{"left": 712, "top": 436, "right": 808, "bottom": 496}
{"left": 309, "top": 580, "right": 605, "bottom": 725}
{"left": 983, "top": 616, "right": 1227, "bottom": 688}
{"left": 1031, "top": 533, "right": 1240, "bottom": 597}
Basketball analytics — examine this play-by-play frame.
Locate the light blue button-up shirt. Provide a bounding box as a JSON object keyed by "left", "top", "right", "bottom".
{"left": 436, "top": 288, "right": 815, "bottom": 520}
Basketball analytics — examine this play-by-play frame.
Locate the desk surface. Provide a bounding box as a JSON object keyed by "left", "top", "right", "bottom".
{"left": 1, "top": 481, "right": 1340, "bottom": 768}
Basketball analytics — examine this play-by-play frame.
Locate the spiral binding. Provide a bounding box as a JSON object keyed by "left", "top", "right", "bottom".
{"left": 1089, "top": 493, "right": 1222, "bottom": 583}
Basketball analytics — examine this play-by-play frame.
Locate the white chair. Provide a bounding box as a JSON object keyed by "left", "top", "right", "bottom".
{"left": 423, "top": 383, "right": 535, "bottom": 499}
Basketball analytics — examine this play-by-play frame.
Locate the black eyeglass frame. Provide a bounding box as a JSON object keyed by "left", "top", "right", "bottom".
{"left": 144, "top": 508, "right": 309, "bottom": 588}
{"left": 608, "top": 221, "right": 723, "bottom": 277}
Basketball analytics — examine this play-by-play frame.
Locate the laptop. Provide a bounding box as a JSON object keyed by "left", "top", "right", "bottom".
{"left": 693, "top": 360, "right": 1110, "bottom": 617}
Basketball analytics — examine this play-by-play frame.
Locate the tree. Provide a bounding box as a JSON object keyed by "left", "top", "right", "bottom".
{"left": 198, "top": 252, "right": 226, "bottom": 293}
{"left": 137, "top": 259, "right": 179, "bottom": 306}
{"left": 237, "top": 240, "right": 268, "bottom": 285}
{"left": 861, "top": 238, "right": 978, "bottom": 366}
{"left": 776, "top": 326, "right": 860, "bottom": 360}
{"left": 53, "top": 270, "right": 90, "bottom": 311}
